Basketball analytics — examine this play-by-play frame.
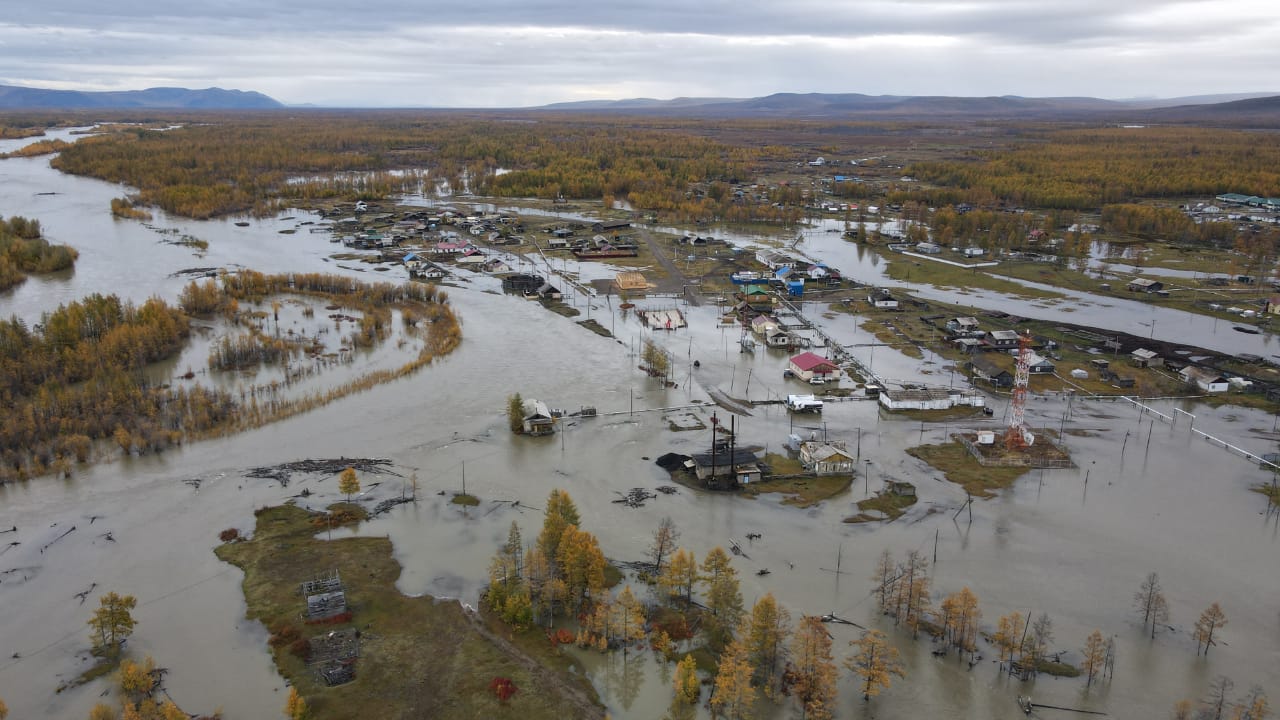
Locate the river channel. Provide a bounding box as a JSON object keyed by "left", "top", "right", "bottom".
{"left": 0, "top": 133, "right": 1276, "bottom": 719}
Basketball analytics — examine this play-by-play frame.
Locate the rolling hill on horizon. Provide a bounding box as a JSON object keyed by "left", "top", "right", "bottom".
{"left": 537, "top": 91, "right": 1280, "bottom": 123}
{"left": 0, "top": 85, "right": 283, "bottom": 109}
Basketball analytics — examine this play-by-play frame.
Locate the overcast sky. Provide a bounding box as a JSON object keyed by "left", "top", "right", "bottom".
{"left": 2, "top": 1, "right": 1278, "bottom": 107}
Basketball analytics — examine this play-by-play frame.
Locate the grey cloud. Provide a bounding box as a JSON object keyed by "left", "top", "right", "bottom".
{"left": 1, "top": 1, "right": 1277, "bottom": 106}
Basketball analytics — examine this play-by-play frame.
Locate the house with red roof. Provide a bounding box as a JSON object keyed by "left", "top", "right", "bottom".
{"left": 788, "top": 352, "right": 838, "bottom": 382}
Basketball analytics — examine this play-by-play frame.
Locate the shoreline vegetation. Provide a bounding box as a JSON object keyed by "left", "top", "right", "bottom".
{"left": 0, "top": 270, "right": 461, "bottom": 483}
{"left": 0, "top": 215, "right": 77, "bottom": 291}
{"left": 216, "top": 503, "right": 605, "bottom": 720}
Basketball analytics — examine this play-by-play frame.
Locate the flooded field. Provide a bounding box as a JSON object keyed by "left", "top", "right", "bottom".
{"left": 0, "top": 137, "right": 1277, "bottom": 719}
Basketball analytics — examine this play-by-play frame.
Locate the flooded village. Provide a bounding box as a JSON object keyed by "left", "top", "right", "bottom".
{"left": 0, "top": 124, "right": 1278, "bottom": 720}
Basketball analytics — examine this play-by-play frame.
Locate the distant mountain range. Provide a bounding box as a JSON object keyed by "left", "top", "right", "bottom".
{"left": 0, "top": 85, "right": 283, "bottom": 109}
{"left": 538, "top": 92, "right": 1280, "bottom": 123}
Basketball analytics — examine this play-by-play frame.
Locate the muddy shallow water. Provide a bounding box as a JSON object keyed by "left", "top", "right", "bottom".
{"left": 0, "top": 140, "right": 1277, "bottom": 719}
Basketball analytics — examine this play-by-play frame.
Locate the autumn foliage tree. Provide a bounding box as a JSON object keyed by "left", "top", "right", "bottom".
{"left": 744, "top": 593, "right": 791, "bottom": 697}
{"left": 283, "top": 686, "right": 308, "bottom": 719}
{"left": 88, "top": 591, "right": 137, "bottom": 654}
{"left": 673, "top": 653, "right": 701, "bottom": 704}
{"left": 1194, "top": 603, "right": 1228, "bottom": 656}
{"left": 658, "top": 548, "right": 699, "bottom": 605}
{"left": 338, "top": 467, "right": 360, "bottom": 502}
{"left": 701, "top": 547, "right": 744, "bottom": 643}
{"left": 787, "top": 615, "right": 838, "bottom": 720}
{"left": 710, "top": 638, "right": 756, "bottom": 720}
{"left": 845, "top": 629, "right": 905, "bottom": 701}
{"left": 1080, "top": 630, "right": 1107, "bottom": 688}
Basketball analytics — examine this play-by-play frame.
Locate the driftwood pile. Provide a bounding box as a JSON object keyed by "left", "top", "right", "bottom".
{"left": 612, "top": 488, "right": 657, "bottom": 508}
{"left": 245, "top": 457, "right": 400, "bottom": 487}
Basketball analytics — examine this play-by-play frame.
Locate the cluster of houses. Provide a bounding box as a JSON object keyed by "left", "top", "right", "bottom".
{"left": 543, "top": 221, "right": 639, "bottom": 258}
{"left": 739, "top": 252, "right": 842, "bottom": 298}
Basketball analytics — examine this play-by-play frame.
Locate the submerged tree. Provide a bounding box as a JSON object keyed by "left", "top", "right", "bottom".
{"left": 507, "top": 392, "right": 524, "bottom": 434}
{"left": 710, "top": 637, "right": 756, "bottom": 720}
{"left": 659, "top": 548, "right": 699, "bottom": 605}
{"left": 88, "top": 591, "right": 137, "bottom": 654}
{"left": 1135, "top": 572, "right": 1170, "bottom": 638}
{"left": 1080, "top": 630, "right": 1107, "bottom": 687}
{"left": 1194, "top": 603, "right": 1228, "bottom": 656}
{"left": 745, "top": 593, "right": 791, "bottom": 697}
{"left": 788, "top": 615, "right": 838, "bottom": 720}
{"left": 845, "top": 629, "right": 905, "bottom": 701}
{"left": 538, "top": 488, "right": 581, "bottom": 563}
{"left": 993, "top": 611, "right": 1027, "bottom": 670}
{"left": 648, "top": 516, "right": 680, "bottom": 574}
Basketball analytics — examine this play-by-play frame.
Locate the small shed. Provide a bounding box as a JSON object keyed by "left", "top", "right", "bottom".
{"left": 885, "top": 481, "right": 916, "bottom": 498}
{"left": 1127, "top": 278, "right": 1164, "bottom": 293}
{"left": 1130, "top": 348, "right": 1163, "bottom": 368}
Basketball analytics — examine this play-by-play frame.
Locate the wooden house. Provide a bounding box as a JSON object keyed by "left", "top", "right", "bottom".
{"left": 799, "top": 441, "right": 855, "bottom": 476}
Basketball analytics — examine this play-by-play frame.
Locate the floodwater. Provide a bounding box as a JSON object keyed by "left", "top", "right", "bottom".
{"left": 1, "top": 139, "right": 1277, "bottom": 719}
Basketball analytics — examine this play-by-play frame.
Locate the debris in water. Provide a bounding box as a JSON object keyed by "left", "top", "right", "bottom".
{"left": 244, "top": 457, "right": 400, "bottom": 487}
{"left": 612, "top": 488, "right": 658, "bottom": 508}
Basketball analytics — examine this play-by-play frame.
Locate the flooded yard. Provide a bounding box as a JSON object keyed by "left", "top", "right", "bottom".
{"left": 0, "top": 139, "right": 1277, "bottom": 719}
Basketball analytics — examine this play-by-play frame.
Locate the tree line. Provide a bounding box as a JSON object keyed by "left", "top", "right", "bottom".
{"left": 49, "top": 115, "right": 770, "bottom": 222}
{"left": 906, "top": 127, "right": 1280, "bottom": 211}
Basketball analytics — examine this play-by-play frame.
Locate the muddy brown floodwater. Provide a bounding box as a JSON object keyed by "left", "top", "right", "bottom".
{"left": 0, "top": 132, "right": 1276, "bottom": 720}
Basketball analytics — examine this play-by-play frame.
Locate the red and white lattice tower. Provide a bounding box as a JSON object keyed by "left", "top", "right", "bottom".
{"left": 1005, "top": 332, "right": 1032, "bottom": 450}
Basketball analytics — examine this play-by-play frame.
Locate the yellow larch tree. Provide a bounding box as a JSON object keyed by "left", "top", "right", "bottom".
{"left": 789, "top": 615, "right": 838, "bottom": 720}
{"left": 710, "top": 637, "right": 756, "bottom": 720}
{"left": 1081, "top": 630, "right": 1107, "bottom": 687}
{"left": 845, "top": 629, "right": 905, "bottom": 700}
{"left": 1194, "top": 603, "right": 1228, "bottom": 656}
{"left": 745, "top": 592, "right": 791, "bottom": 698}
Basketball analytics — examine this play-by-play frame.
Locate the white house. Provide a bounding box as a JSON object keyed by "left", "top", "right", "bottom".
{"left": 1180, "top": 366, "right": 1229, "bottom": 393}
{"left": 799, "top": 441, "right": 855, "bottom": 476}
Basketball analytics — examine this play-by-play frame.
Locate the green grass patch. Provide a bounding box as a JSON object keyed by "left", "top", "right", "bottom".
{"left": 1036, "top": 659, "right": 1081, "bottom": 678}
{"left": 875, "top": 250, "right": 1062, "bottom": 300}
{"left": 58, "top": 650, "right": 121, "bottom": 693}
{"left": 451, "top": 493, "right": 480, "bottom": 506}
{"left": 763, "top": 452, "right": 805, "bottom": 475}
{"left": 845, "top": 492, "right": 918, "bottom": 523}
{"left": 576, "top": 319, "right": 613, "bottom": 338}
{"left": 745, "top": 472, "right": 852, "bottom": 508}
{"left": 215, "top": 504, "right": 604, "bottom": 720}
{"left": 1252, "top": 483, "right": 1280, "bottom": 505}
{"left": 905, "top": 442, "right": 1030, "bottom": 498}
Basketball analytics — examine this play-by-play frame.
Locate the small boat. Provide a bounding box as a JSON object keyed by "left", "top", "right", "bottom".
{"left": 234, "top": 221, "right": 250, "bottom": 227}
{"left": 1234, "top": 325, "right": 1261, "bottom": 334}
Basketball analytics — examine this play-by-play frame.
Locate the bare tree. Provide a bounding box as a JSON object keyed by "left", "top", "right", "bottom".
{"left": 648, "top": 516, "right": 680, "bottom": 574}
{"left": 1202, "top": 675, "right": 1234, "bottom": 720}
{"left": 1135, "top": 572, "right": 1170, "bottom": 638}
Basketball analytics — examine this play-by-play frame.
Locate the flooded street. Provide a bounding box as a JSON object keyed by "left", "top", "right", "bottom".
{"left": 1, "top": 142, "right": 1277, "bottom": 719}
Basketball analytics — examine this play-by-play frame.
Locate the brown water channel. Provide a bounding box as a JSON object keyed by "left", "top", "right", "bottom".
{"left": 0, "top": 141, "right": 1276, "bottom": 719}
